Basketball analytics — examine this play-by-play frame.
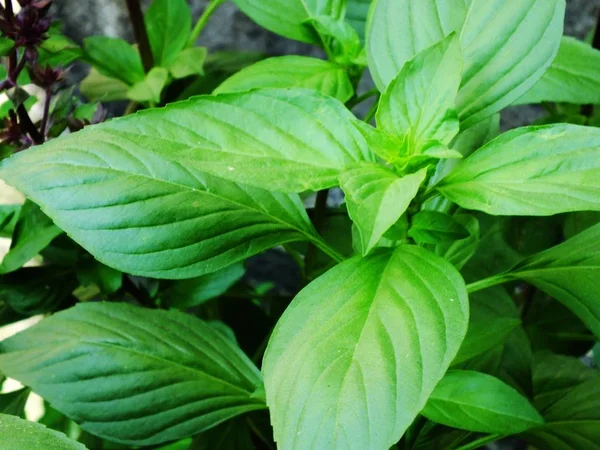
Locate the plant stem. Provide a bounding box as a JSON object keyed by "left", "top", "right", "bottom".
{"left": 455, "top": 434, "right": 503, "bottom": 450}
{"left": 363, "top": 95, "right": 380, "bottom": 123}
{"left": 125, "top": 0, "right": 154, "bottom": 72}
{"left": 305, "top": 189, "right": 343, "bottom": 271}
{"left": 346, "top": 88, "right": 379, "bottom": 109}
{"left": 16, "top": 103, "right": 43, "bottom": 144}
{"left": 187, "top": 0, "right": 227, "bottom": 47}
{"left": 466, "top": 274, "right": 512, "bottom": 293}
{"left": 40, "top": 87, "right": 52, "bottom": 138}
{"left": 246, "top": 416, "right": 275, "bottom": 450}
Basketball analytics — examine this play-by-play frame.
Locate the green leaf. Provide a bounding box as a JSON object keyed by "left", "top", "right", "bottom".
{"left": 423, "top": 370, "right": 544, "bottom": 434}
{"left": 76, "top": 258, "right": 123, "bottom": 295}
{"left": 0, "top": 414, "right": 87, "bottom": 450}
{"left": 83, "top": 36, "right": 145, "bottom": 86}
{"left": 0, "top": 37, "right": 14, "bottom": 56}
{"left": 524, "top": 353, "right": 600, "bottom": 450}
{"left": 340, "top": 165, "right": 427, "bottom": 255}
{"left": 367, "top": 0, "right": 469, "bottom": 91}
{"left": 38, "top": 31, "right": 82, "bottom": 67}
{"left": 145, "top": 0, "right": 192, "bottom": 67}
{"left": 0, "top": 388, "right": 29, "bottom": 418}
{"left": 0, "top": 95, "right": 338, "bottom": 280}
{"left": 346, "top": 0, "right": 371, "bottom": 42}
{"left": 11, "top": 89, "right": 372, "bottom": 193}
{"left": 435, "top": 213, "right": 480, "bottom": 270}
{"left": 160, "top": 263, "right": 245, "bottom": 309}
{"left": 80, "top": 68, "right": 130, "bottom": 102}
{"left": 0, "top": 303, "right": 266, "bottom": 445}
{"left": 0, "top": 204, "right": 20, "bottom": 238}
{"left": 0, "top": 200, "right": 62, "bottom": 274}
{"left": 408, "top": 211, "right": 469, "bottom": 246}
{"left": 233, "top": 0, "right": 344, "bottom": 44}
{"left": 0, "top": 267, "right": 77, "bottom": 315}
{"left": 377, "top": 34, "right": 462, "bottom": 155}
{"left": 438, "top": 124, "right": 600, "bottom": 216}
{"left": 504, "top": 222, "right": 600, "bottom": 338}
{"left": 367, "top": 0, "right": 565, "bottom": 127}
{"left": 215, "top": 56, "right": 354, "bottom": 103}
{"left": 169, "top": 47, "right": 207, "bottom": 79}
{"left": 309, "top": 16, "right": 365, "bottom": 65}
{"left": 453, "top": 287, "right": 520, "bottom": 365}
{"left": 456, "top": 0, "right": 565, "bottom": 127}
{"left": 263, "top": 245, "right": 469, "bottom": 449}
{"left": 127, "top": 67, "right": 169, "bottom": 104}
{"left": 516, "top": 36, "right": 600, "bottom": 105}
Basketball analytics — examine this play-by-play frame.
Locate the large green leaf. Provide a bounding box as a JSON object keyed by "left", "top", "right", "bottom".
{"left": 377, "top": 34, "right": 462, "bottom": 154}
{"left": 516, "top": 37, "right": 600, "bottom": 105}
{"left": 0, "top": 200, "right": 62, "bottom": 274}
{"left": 0, "top": 92, "right": 357, "bottom": 279}
{"left": 423, "top": 370, "right": 544, "bottom": 434}
{"left": 0, "top": 303, "right": 265, "bottom": 445}
{"left": 504, "top": 222, "right": 600, "bottom": 338}
{"left": 215, "top": 56, "right": 354, "bottom": 103}
{"left": 452, "top": 287, "right": 520, "bottom": 365}
{"left": 456, "top": 0, "right": 565, "bottom": 127}
{"left": 145, "top": 0, "right": 192, "bottom": 67}
{"left": 263, "top": 245, "right": 469, "bottom": 450}
{"left": 438, "top": 124, "right": 600, "bottom": 216}
{"left": 233, "top": 0, "right": 344, "bottom": 44}
{"left": 340, "top": 165, "right": 426, "bottom": 255}
{"left": 83, "top": 36, "right": 145, "bottom": 86}
{"left": 367, "top": 0, "right": 565, "bottom": 127}
{"left": 367, "top": 0, "right": 469, "bottom": 91}
{"left": 0, "top": 414, "right": 87, "bottom": 450}
{"left": 524, "top": 353, "right": 600, "bottom": 450}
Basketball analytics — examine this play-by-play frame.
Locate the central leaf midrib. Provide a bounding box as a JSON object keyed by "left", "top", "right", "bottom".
{"left": 32, "top": 160, "right": 317, "bottom": 242}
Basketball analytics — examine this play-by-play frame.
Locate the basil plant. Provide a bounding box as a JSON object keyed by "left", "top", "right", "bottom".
{"left": 1, "top": 0, "right": 600, "bottom": 449}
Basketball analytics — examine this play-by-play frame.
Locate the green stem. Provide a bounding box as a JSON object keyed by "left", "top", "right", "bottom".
{"left": 311, "top": 236, "right": 345, "bottom": 263}
{"left": 466, "top": 274, "right": 513, "bottom": 293}
{"left": 455, "top": 434, "right": 503, "bottom": 450}
{"left": 346, "top": 88, "right": 379, "bottom": 109}
{"left": 363, "top": 95, "right": 380, "bottom": 123}
{"left": 187, "top": 0, "right": 227, "bottom": 47}
{"left": 246, "top": 416, "right": 275, "bottom": 450}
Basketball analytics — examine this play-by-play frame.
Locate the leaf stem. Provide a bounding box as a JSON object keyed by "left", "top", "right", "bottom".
{"left": 305, "top": 189, "right": 345, "bottom": 270}
{"left": 246, "top": 416, "right": 275, "bottom": 450}
{"left": 363, "top": 94, "right": 380, "bottom": 123}
{"left": 466, "top": 274, "right": 513, "bottom": 293}
{"left": 187, "top": 0, "right": 227, "bottom": 47}
{"left": 125, "top": 0, "right": 154, "bottom": 73}
{"left": 455, "top": 434, "right": 503, "bottom": 450}
{"left": 346, "top": 88, "right": 379, "bottom": 109}
{"left": 40, "top": 87, "right": 52, "bottom": 138}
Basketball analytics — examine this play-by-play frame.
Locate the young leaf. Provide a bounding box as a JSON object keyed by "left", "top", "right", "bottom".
{"left": 233, "top": 0, "right": 344, "bottom": 44}
{"left": 340, "top": 165, "right": 427, "bottom": 255}
{"left": 377, "top": 34, "right": 462, "bottom": 154}
{"left": 453, "top": 287, "right": 520, "bottom": 365}
{"left": 367, "top": 0, "right": 470, "bottom": 91}
{"left": 215, "top": 56, "right": 354, "bottom": 103}
{"left": 0, "top": 303, "right": 266, "bottom": 445}
{"left": 524, "top": 354, "right": 600, "bottom": 450}
{"left": 144, "top": 0, "right": 192, "bottom": 67}
{"left": 515, "top": 36, "right": 600, "bottom": 105}
{"left": 127, "top": 67, "right": 169, "bottom": 104}
{"left": 263, "top": 245, "right": 469, "bottom": 450}
{"left": 160, "top": 263, "right": 245, "bottom": 309}
{"left": 438, "top": 124, "right": 600, "bottom": 216}
{"left": 169, "top": 47, "right": 207, "bottom": 79}
{"left": 504, "top": 222, "right": 600, "bottom": 338}
{"left": 0, "top": 414, "right": 87, "bottom": 450}
{"left": 456, "top": 0, "right": 565, "bottom": 127}
{"left": 422, "top": 371, "right": 544, "bottom": 434}
{"left": 83, "top": 36, "right": 145, "bottom": 86}
{"left": 309, "top": 16, "right": 364, "bottom": 65}
{"left": 76, "top": 258, "right": 123, "bottom": 296}
{"left": 0, "top": 200, "right": 63, "bottom": 275}
{"left": 434, "top": 214, "right": 480, "bottom": 270}
{"left": 80, "top": 68, "right": 130, "bottom": 102}
{"left": 0, "top": 94, "right": 346, "bottom": 279}
{"left": 408, "top": 211, "right": 469, "bottom": 246}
